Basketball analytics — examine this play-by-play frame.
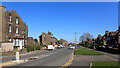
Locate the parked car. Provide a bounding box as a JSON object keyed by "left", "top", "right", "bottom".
{"left": 57, "top": 45, "right": 61, "bottom": 49}
{"left": 69, "top": 45, "right": 72, "bottom": 47}
{"left": 69, "top": 45, "right": 75, "bottom": 49}
{"left": 47, "top": 45, "right": 55, "bottom": 50}
{"left": 62, "top": 45, "right": 65, "bottom": 48}
{"left": 60, "top": 45, "right": 64, "bottom": 48}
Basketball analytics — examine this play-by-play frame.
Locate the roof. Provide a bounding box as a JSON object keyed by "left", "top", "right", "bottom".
{"left": 0, "top": 5, "right": 5, "bottom": 8}
{"left": 28, "top": 37, "right": 33, "bottom": 39}
{"left": 109, "top": 31, "right": 118, "bottom": 36}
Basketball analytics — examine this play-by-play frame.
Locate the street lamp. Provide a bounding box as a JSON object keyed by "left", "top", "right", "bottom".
{"left": 75, "top": 32, "right": 77, "bottom": 48}
{"left": 34, "top": 32, "right": 37, "bottom": 51}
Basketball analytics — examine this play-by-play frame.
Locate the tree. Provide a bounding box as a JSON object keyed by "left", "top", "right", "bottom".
{"left": 79, "top": 33, "right": 93, "bottom": 42}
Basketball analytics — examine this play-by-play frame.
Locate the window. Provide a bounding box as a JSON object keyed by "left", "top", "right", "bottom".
{"left": 14, "top": 39, "right": 16, "bottom": 46}
{"left": 8, "top": 24, "right": 12, "bottom": 33}
{"left": 18, "top": 39, "right": 19, "bottom": 45}
{"left": 9, "top": 38, "right": 11, "bottom": 42}
{"left": 16, "top": 27, "right": 19, "bottom": 34}
{"left": 16, "top": 39, "right": 18, "bottom": 46}
{"left": 22, "top": 40, "right": 24, "bottom": 45}
{"left": 9, "top": 14, "right": 12, "bottom": 22}
{"left": 22, "top": 31, "right": 25, "bottom": 34}
{"left": 44, "top": 35, "right": 46, "bottom": 37}
{"left": 16, "top": 17, "right": 19, "bottom": 24}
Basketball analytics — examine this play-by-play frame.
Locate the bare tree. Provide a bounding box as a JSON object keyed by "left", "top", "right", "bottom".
{"left": 79, "top": 33, "right": 93, "bottom": 42}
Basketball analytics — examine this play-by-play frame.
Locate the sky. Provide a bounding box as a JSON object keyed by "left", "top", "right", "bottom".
{"left": 2, "top": 2, "right": 118, "bottom": 43}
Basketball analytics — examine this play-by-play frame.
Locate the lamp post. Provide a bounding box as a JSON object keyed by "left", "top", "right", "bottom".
{"left": 34, "top": 32, "right": 37, "bottom": 51}
{"left": 75, "top": 32, "right": 77, "bottom": 48}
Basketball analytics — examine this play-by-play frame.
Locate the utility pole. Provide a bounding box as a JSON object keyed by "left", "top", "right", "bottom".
{"left": 75, "top": 32, "right": 77, "bottom": 48}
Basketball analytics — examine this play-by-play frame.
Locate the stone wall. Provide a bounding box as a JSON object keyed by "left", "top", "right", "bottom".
{"left": 1, "top": 43, "right": 13, "bottom": 52}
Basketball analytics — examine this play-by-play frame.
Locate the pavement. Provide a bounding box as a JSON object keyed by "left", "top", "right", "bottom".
{"left": 1, "top": 50, "right": 47, "bottom": 63}
{"left": 1, "top": 47, "right": 74, "bottom": 68}
{"left": 69, "top": 47, "right": 119, "bottom": 68}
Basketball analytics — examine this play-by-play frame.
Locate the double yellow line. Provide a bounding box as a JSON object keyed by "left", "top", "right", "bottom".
{"left": 62, "top": 52, "right": 74, "bottom": 67}
{"left": 0, "top": 62, "right": 14, "bottom": 66}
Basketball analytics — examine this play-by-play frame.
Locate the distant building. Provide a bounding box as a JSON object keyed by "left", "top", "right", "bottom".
{"left": 27, "top": 37, "right": 34, "bottom": 45}
{"left": 27, "top": 37, "right": 38, "bottom": 45}
{"left": 58, "top": 39, "right": 68, "bottom": 45}
{"left": 33, "top": 39, "right": 38, "bottom": 45}
{"left": 0, "top": 5, "right": 28, "bottom": 52}
{"left": 39, "top": 32, "right": 58, "bottom": 45}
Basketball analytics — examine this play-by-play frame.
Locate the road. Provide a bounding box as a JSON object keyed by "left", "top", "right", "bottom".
{"left": 2, "top": 47, "right": 74, "bottom": 68}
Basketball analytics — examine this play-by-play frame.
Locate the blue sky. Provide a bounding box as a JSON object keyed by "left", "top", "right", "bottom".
{"left": 2, "top": 2, "right": 118, "bottom": 43}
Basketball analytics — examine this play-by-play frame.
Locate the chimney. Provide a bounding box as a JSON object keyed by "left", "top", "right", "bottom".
{"left": 105, "top": 31, "right": 109, "bottom": 34}
{"left": 0, "top": 5, "right": 6, "bottom": 13}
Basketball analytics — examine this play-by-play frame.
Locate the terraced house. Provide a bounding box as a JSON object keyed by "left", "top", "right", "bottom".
{"left": 0, "top": 5, "right": 28, "bottom": 52}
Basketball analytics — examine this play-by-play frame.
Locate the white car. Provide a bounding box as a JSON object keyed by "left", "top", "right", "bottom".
{"left": 60, "top": 45, "right": 63, "bottom": 48}
{"left": 47, "top": 45, "right": 55, "bottom": 50}
{"left": 69, "top": 45, "right": 75, "bottom": 49}
{"left": 57, "top": 45, "right": 61, "bottom": 49}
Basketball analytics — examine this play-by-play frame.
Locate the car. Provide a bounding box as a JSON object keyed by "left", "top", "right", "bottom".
{"left": 69, "top": 45, "right": 72, "bottom": 47}
{"left": 60, "top": 45, "right": 63, "bottom": 48}
{"left": 69, "top": 45, "right": 75, "bottom": 49}
{"left": 62, "top": 45, "right": 65, "bottom": 48}
{"left": 47, "top": 45, "right": 55, "bottom": 50}
{"left": 57, "top": 45, "right": 61, "bottom": 49}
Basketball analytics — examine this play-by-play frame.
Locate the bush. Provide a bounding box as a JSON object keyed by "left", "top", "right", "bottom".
{"left": 93, "top": 43, "right": 100, "bottom": 49}
{"left": 27, "top": 45, "right": 34, "bottom": 52}
{"left": 35, "top": 45, "right": 41, "bottom": 50}
{"left": 27, "top": 45, "right": 41, "bottom": 52}
{"left": 41, "top": 45, "right": 47, "bottom": 47}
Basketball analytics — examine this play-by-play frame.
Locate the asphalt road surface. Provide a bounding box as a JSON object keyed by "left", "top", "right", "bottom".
{"left": 2, "top": 47, "right": 74, "bottom": 68}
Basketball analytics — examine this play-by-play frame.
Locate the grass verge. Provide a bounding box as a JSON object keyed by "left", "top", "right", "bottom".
{"left": 91, "top": 61, "right": 120, "bottom": 68}
{"left": 76, "top": 46, "right": 88, "bottom": 50}
{"left": 75, "top": 49, "right": 104, "bottom": 55}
